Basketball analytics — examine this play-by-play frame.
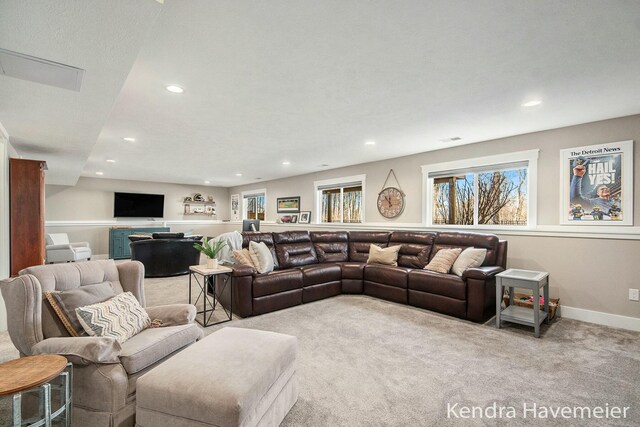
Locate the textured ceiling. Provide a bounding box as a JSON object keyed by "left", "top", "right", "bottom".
{"left": 3, "top": 0, "right": 640, "bottom": 186}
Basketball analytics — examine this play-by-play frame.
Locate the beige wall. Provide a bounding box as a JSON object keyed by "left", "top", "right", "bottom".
{"left": 230, "top": 115, "right": 640, "bottom": 319}
{"left": 45, "top": 177, "right": 233, "bottom": 255}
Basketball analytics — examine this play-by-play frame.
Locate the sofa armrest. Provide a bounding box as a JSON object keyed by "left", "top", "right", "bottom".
{"left": 145, "top": 304, "right": 196, "bottom": 326}
{"left": 69, "top": 242, "right": 91, "bottom": 248}
{"left": 462, "top": 266, "right": 504, "bottom": 280}
{"left": 31, "top": 337, "right": 122, "bottom": 365}
{"left": 232, "top": 264, "right": 257, "bottom": 277}
{"left": 0, "top": 275, "right": 44, "bottom": 356}
{"left": 46, "top": 244, "right": 73, "bottom": 250}
{"left": 117, "top": 261, "right": 146, "bottom": 306}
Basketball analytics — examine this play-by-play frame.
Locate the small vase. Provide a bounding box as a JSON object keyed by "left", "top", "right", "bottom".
{"left": 206, "top": 258, "right": 218, "bottom": 269}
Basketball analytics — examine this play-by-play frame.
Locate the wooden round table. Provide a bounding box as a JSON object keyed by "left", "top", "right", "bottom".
{"left": 0, "top": 355, "right": 72, "bottom": 426}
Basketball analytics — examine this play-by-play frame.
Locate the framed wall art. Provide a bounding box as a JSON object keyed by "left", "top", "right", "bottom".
{"left": 299, "top": 211, "right": 311, "bottom": 224}
{"left": 277, "top": 196, "right": 300, "bottom": 213}
{"left": 560, "top": 140, "right": 633, "bottom": 225}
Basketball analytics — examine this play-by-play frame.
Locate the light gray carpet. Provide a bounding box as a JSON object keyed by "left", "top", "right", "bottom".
{"left": 1, "top": 274, "right": 639, "bottom": 426}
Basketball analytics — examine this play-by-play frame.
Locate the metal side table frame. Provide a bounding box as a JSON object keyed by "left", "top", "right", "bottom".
{"left": 189, "top": 265, "right": 233, "bottom": 327}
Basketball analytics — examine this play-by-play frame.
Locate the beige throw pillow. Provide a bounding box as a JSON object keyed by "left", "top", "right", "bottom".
{"left": 249, "top": 241, "right": 275, "bottom": 274}
{"left": 424, "top": 248, "right": 462, "bottom": 274}
{"left": 233, "top": 249, "right": 256, "bottom": 268}
{"left": 451, "top": 247, "right": 487, "bottom": 276}
{"left": 367, "top": 244, "right": 402, "bottom": 266}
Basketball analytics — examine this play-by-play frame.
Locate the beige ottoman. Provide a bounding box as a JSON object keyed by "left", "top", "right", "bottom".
{"left": 135, "top": 327, "right": 298, "bottom": 427}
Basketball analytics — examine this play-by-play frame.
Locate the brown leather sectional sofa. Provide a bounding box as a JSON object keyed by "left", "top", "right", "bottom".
{"left": 227, "top": 230, "right": 507, "bottom": 323}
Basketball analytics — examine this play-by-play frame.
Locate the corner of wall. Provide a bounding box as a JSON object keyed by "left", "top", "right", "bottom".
{"left": 0, "top": 128, "right": 10, "bottom": 331}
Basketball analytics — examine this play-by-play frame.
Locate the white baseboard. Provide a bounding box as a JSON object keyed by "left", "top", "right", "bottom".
{"left": 561, "top": 306, "right": 640, "bottom": 332}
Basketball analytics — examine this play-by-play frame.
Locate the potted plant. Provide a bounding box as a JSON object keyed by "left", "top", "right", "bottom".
{"left": 193, "top": 239, "right": 227, "bottom": 269}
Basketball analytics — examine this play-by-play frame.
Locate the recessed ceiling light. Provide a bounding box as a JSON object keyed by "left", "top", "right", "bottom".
{"left": 365, "top": 140, "right": 376, "bottom": 145}
{"left": 282, "top": 161, "right": 291, "bottom": 165}
{"left": 320, "top": 164, "right": 329, "bottom": 167}
{"left": 95, "top": 171, "right": 104, "bottom": 175}
{"left": 165, "top": 85, "right": 184, "bottom": 93}
{"left": 521, "top": 100, "right": 542, "bottom": 107}
{"left": 106, "top": 159, "right": 116, "bottom": 163}
{"left": 255, "top": 177, "right": 263, "bottom": 180}
{"left": 204, "top": 180, "right": 210, "bottom": 184}
{"left": 123, "top": 137, "right": 136, "bottom": 142}
{"left": 235, "top": 173, "right": 243, "bottom": 177}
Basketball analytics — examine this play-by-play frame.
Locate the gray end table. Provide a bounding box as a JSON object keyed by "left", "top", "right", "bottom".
{"left": 495, "top": 269, "right": 550, "bottom": 338}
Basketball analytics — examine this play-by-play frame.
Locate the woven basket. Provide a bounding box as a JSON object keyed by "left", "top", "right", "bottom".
{"left": 503, "top": 292, "right": 560, "bottom": 320}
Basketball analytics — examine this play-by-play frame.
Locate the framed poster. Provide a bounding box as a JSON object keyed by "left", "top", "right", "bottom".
{"left": 560, "top": 140, "right": 633, "bottom": 225}
{"left": 230, "top": 194, "right": 240, "bottom": 221}
{"left": 299, "top": 211, "right": 311, "bottom": 224}
{"left": 277, "top": 196, "right": 300, "bottom": 213}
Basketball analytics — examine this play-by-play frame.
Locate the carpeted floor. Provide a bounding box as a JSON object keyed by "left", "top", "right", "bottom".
{"left": 1, "top": 274, "right": 639, "bottom": 426}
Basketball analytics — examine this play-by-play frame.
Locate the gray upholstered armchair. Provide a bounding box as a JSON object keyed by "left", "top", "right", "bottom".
{"left": 0, "top": 260, "right": 203, "bottom": 427}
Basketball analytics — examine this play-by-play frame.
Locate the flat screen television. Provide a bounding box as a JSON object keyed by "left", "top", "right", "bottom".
{"left": 114, "top": 192, "right": 164, "bottom": 218}
{"left": 242, "top": 219, "right": 260, "bottom": 232}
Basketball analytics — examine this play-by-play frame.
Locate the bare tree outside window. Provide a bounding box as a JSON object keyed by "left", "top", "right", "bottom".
{"left": 321, "top": 185, "right": 362, "bottom": 223}
{"left": 432, "top": 167, "right": 527, "bottom": 226}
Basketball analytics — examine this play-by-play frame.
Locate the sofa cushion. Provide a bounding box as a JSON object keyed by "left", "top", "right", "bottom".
{"left": 249, "top": 241, "right": 275, "bottom": 274}
{"left": 300, "top": 263, "right": 342, "bottom": 286}
{"left": 348, "top": 231, "right": 390, "bottom": 262}
{"left": 363, "top": 265, "right": 409, "bottom": 289}
{"left": 152, "top": 232, "right": 184, "bottom": 239}
{"left": 253, "top": 269, "right": 303, "bottom": 298}
{"left": 242, "top": 232, "right": 279, "bottom": 270}
{"left": 389, "top": 231, "right": 435, "bottom": 268}
{"left": 432, "top": 232, "right": 499, "bottom": 266}
{"left": 119, "top": 324, "right": 203, "bottom": 374}
{"left": 45, "top": 282, "right": 116, "bottom": 337}
{"left": 408, "top": 270, "right": 466, "bottom": 300}
{"left": 451, "top": 247, "right": 487, "bottom": 276}
{"left": 273, "top": 231, "right": 318, "bottom": 268}
{"left": 76, "top": 292, "right": 151, "bottom": 343}
{"left": 310, "top": 231, "right": 349, "bottom": 262}
{"left": 424, "top": 248, "right": 462, "bottom": 274}
{"left": 337, "top": 262, "right": 366, "bottom": 279}
{"left": 367, "top": 244, "right": 402, "bottom": 266}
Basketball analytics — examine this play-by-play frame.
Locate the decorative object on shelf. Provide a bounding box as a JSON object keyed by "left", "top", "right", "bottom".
{"left": 205, "top": 205, "right": 215, "bottom": 214}
{"left": 193, "top": 239, "right": 227, "bottom": 270}
{"left": 299, "top": 211, "right": 311, "bottom": 224}
{"left": 279, "top": 215, "right": 295, "bottom": 223}
{"left": 184, "top": 196, "right": 193, "bottom": 202}
{"left": 377, "top": 169, "right": 406, "bottom": 219}
{"left": 184, "top": 204, "right": 190, "bottom": 214}
{"left": 291, "top": 214, "right": 298, "bottom": 223}
{"left": 560, "top": 140, "right": 633, "bottom": 225}
{"left": 193, "top": 193, "right": 205, "bottom": 202}
{"left": 193, "top": 207, "right": 205, "bottom": 214}
{"left": 207, "top": 195, "right": 214, "bottom": 202}
{"left": 277, "top": 196, "right": 300, "bottom": 213}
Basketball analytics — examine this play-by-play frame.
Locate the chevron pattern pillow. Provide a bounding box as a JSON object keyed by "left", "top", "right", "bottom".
{"left": 76, "top": 292, "right": 150, "bottom": 343}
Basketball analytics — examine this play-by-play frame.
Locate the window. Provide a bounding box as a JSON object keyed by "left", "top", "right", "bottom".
{"left": 242, "top": 189, "right": 266, "bottom": 220}
{"left": 314, "top": 175, "right": 366, "bottom": 224}
{"left": 423, "top": 150, "right": 538, "bottom": 228}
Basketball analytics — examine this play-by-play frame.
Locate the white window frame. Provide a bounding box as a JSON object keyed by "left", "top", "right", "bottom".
{"left": 422, "top": 150, "right": 538, "bottom": 229}
{"left": 241, "top": 188, "right": 267, "bottom": 221}
{"left": 314, "top": 174, "right": 366, "bottom": 224}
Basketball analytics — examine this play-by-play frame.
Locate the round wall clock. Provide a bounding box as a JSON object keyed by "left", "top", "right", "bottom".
{"left": 377, "top": 187, "right": 405, "bottom": 218}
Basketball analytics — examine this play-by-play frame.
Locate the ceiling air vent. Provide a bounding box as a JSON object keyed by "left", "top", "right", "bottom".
{"left": 0, "top": 48, "right": 84, "bottom": 91}
{"left": 439, "top": 137, "right": 462, "bottom": 143}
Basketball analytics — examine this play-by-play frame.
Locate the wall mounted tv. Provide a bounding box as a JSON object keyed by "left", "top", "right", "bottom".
{"left": 114, "top": 192, "right": 165, "bottom": 218}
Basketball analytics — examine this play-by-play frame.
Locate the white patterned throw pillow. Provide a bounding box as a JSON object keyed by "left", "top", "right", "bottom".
{"left": 76, "top": 292, "right": 150, "bottom": 343}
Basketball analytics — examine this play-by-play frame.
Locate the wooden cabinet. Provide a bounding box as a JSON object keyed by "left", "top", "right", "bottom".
{"left": 109, "top": 227, "right": 170, "bottom": 259}
{"left": 10, "top": 159, "right": 47, "bottom": 276}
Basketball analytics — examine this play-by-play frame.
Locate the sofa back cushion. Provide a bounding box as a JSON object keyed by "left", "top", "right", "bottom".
{"left": 242, "top": 232, "right": 279, "bottom": 270}
{"left": 431, "top": 232, "right": 499, "bottom": 266}
{"left": 310, "top": 231, "right": 349, "bottom": 263}
{"left": 348, "top": 231, "right": 390, "bottom": 262}
{"left": 273, "top": 231, "right": 318, "bottom": 268}
{"left": 20, "top": 260, "right": 124, "bottom": 294}
{"left": 152, "top": 232, "right": 184, "bottom": 239}
{"left": 388, "top": 231, "right": 436, "bottom": 268}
